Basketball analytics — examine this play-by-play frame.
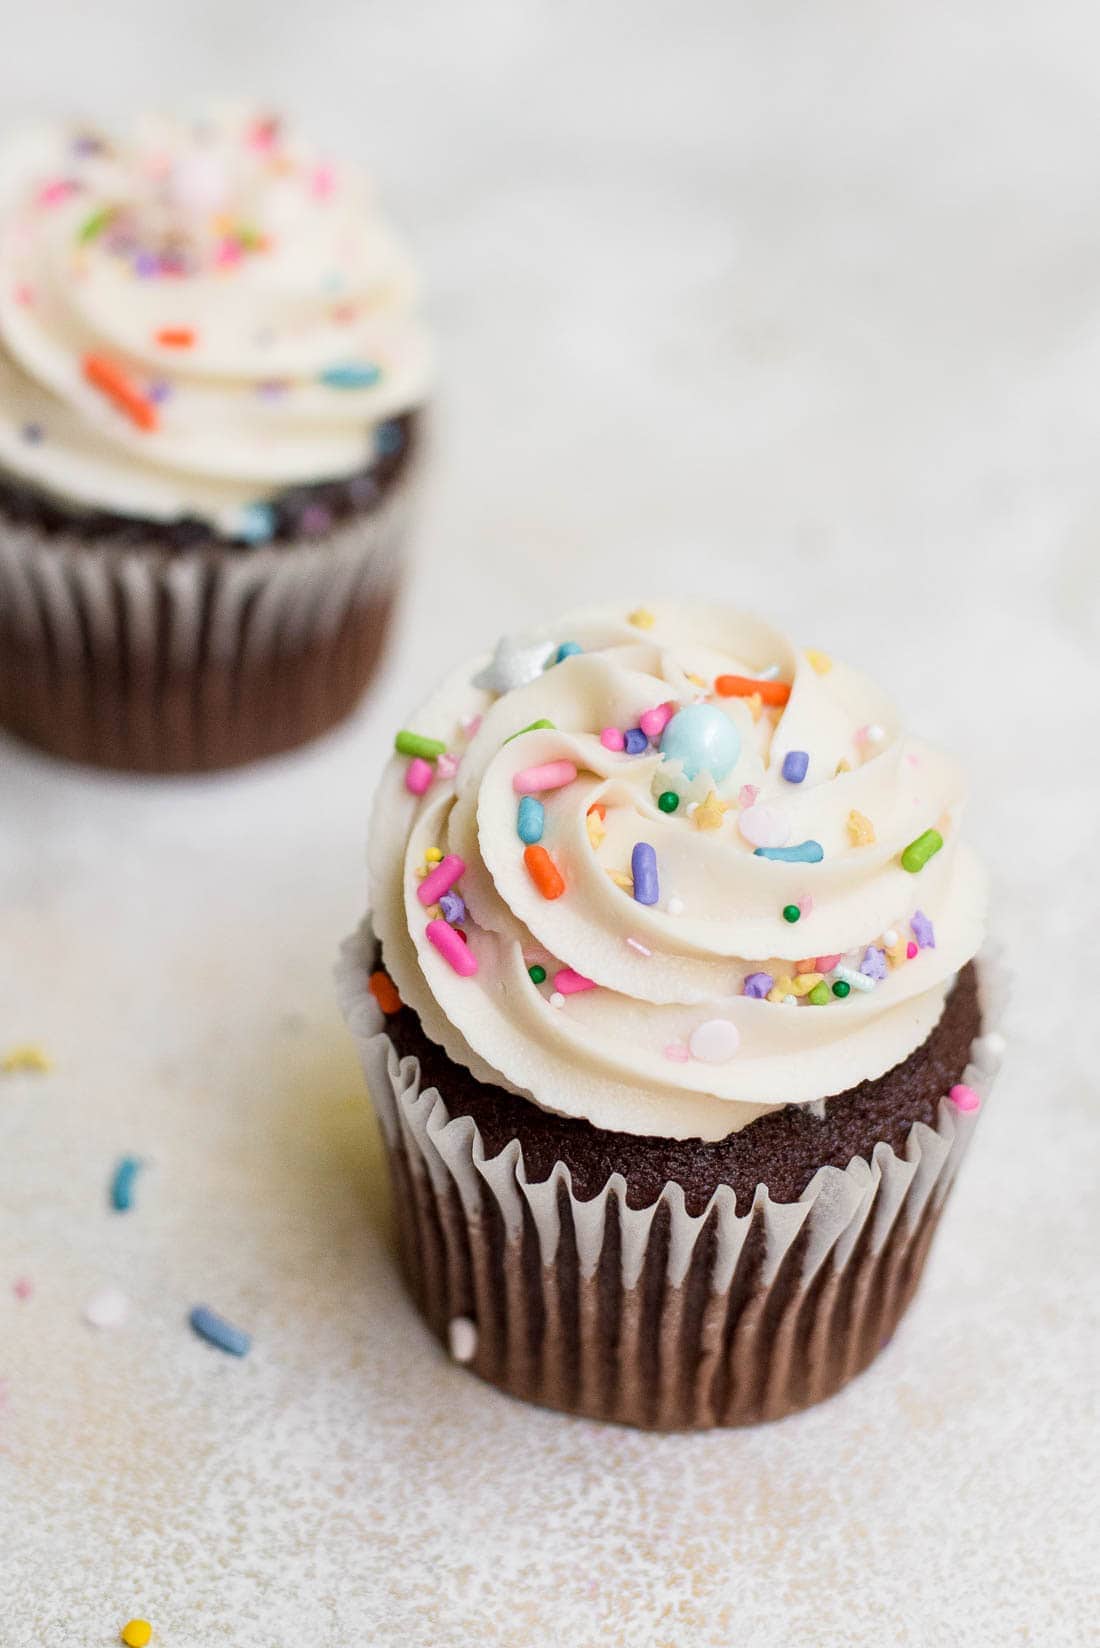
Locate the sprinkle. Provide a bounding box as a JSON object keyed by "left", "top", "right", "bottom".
{"left": 155, "top": 326, "right": 196, "bottom": 348}
{"left": 76, "top": 204, "right": 114, "bottom": 243}
{"left": 13, "top": 283, "right": 34, "bottom": 306}
{"left": 781, "top": 750, "right": 809, "bottom": 784}
{"left": 84, "top": 1285, "right": 130, "bottom": 1329}
{"left": 426, "top": 917, "right": 478, "bottom": 976}
{"left": 906, "top": 941, "right": 919, "bottom": 959}
{"left": 628, "top": 842, "right": 658, "bottom": 906}
{"left": 949, "top": 1084, "right": 981, "bottom": 1112}
{"left": 834, "top": 964, "right": 874, "bottom": 993}
{"left": 738, "top": 784, "right": 759, "bottom": 808}
{"left": 663, "top": 1043, "right": 690, "bottom": 1062}
{"left": 12, "top": 1278, "right": 32, "bottom": 1300}
{"left": 692, "top": 791, "right": 729, "bottom": 831}
{"left": 847, "top": 810, "right": 876, "bottom": 846}
{"left": 395, "top": 730, "right": 446, "bottom": 759}
{"left": 886, "top": 935, "right": 908, "bottom": 967}
{"left": 789, "top": 973, "right": 824, "bottom": 996}
{"left": 715, "top": 674, "right": 791, "bottom": 706}
{"left": 310, "top": 163, "right": 336, "bottom": 199}
{"left": 504, "top": 718, "right": 555, "bottom": 744}
{"left": 768, "top": 978, "right": 794, "bottom": 1003}
{"left": 667, "top": 896, "right": 684, "bottom": 915}
{"left": 549, "top": 992, "right": 566, "bottom": 1009}
{"left": 808, "top": 982, "right": 831, "bottom": 1005}
{"left": 522, "top": 963, "right": 547, "bottom": 988}
{"left": 795, "top": 958, "right": 819, "bottom": 975}
{"left": 524, "top": 844, "right": 565, "bottom": 899}
{"left": 782, "top": 904, "right": 801, "bottom": 924}
{"left": 460, "top": 713, "right": 482, "bottom": 738}
{"left": 857, "top": 723, "right": 886, "bottom": 747}
{"left": 439, "top": 892, "right": 467, "bottom": 926}
{"left": 738, "top": 804, "right": 791, "bottom": 849}
{"left": 472, "top": 636, "right": 555, "bottom": 694}
{"left": 1, "top": 1044, "right": 53, "bottom": 1073}
{"left": 835, "top": 758, "right": 851, "bottom": 775}
{"left": 120, "top": 1621, "right": 153, "bottom": 1648}
{"left": 376, "top": 421, "right": 404, "bottom": 457}
{"left": 799, "top": 896, "right": 814, "bottom": 917}
{"left": 299, "top": 504, "right": 332, "bottom": 536}
{"left": 585, "top": 808, "right": 606, "bottom": 849}
{"left": 83, "top": 354, "right": 159, "bottom": 431}
{"left": 238, "top": 502, "right": 275, "bottom": 544}
{"left": 639, "top": 702, "right": 674, "bottom": 738}
{"left": 37, "top": 177, "right": 76, "bottom": 207}
{"left": 369, "top": 970, "right": 402, "bottom": 1014}
{"left": 109, "top": 1156, "right": 143, "bottom": 1212}
{"left": 628, "top": 607, "right": 655, "bottom": 629}
{"left": 689, "top": 1019, "right": 741, "bottom": 1063}
{"left": 320, "top": 362, "right": 380, "bottom": 389}
{"left": 624, "top": 728, "right": 648, "bottom": 755}
{"left": 554, "top": 967, "right": 596, "bottom": 995}
{"left": 424, "top": 847, "right": 443, "bottom": 863}
{"left": 436, "top": 752, "right": 459, "bottom": 780}
{"left": 448, "top": 1316, "right": 478, "bottom": 1363}
{"left": 600, "top": 727, "right": 625, "bottom": 751}
{"left": 911, "top": 910, "right": 936, "bottom": 949}
{"left": 743, "top": 972, "right": 773, "bottom": 998}
{"left": 189, "top": 1304, "right": 251, "bottom": 1357}
{"left": 405, "top": 757, "right": 433, "bottom": 796}
{"left": 553, "top": 641, "right": 583, "bottom": 663}
{"left": 626, "top": 937, "right": 652, "bottom": 956}
{"left": 901, "top": 829, "right": 944, "bottom": 873}
{"left": 417, "top": 855, "right": 466, "bottom": 907}
{"left": 882, "top": 928, "right": 900, "bottom": 948}
{"left": 513, "top": 760, "right": 577, "bottom": 795}
{"left": 515, "top": 795, "right": 545, "bottom": 845}
{"left": 832, "top": 980, "right": 851, "bottom": 999}
{"left": 606, "top": 869, "right": 634, "bottom": 891}
{"left": 20, "top": 420, "right": 44, "bottom": 443}
{"left": 861, "top": 946, "right": 887, "bottom": 980}
{"left": 754, "top": 840, "right": 824, "bottom": 864}
{"left": 657, "top": 790, "right": 679, "bottom": 813}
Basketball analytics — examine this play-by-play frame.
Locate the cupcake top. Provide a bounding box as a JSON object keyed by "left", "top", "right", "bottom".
{"left": 0, "top": 110, "right": 431, "bottom": 541}
{"left": 370, "top": 604, "right": 988, "bottom": 1142}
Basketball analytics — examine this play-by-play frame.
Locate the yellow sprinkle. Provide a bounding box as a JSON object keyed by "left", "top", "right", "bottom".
{"left": 805, "top": 649, "right": 832, "bottom": 674}
{"left": 606, "top": 869, "right": 634, "bottom": 891}
{"left": 886, "top": 939, "right": 908, "bottom": 968}
{"left": 847, "top": 809, "right": 876, "bottom": 846}
{"left": 835, "top": 758, "right": 851, "bottom": 774}
{"left": 425, "top": 904, "right": 442, "bottom": 920}
{"left": 628, "top": 607, "right": 655, "bottom": 630}
{"left": 121, "top": 1623, "right": 152, "bottom": 1648}
{"left": 424, "top": 847, "right": 443, "bottom": 863}
{"left": 768, "top": 976, "right": 795, "bottom": 1004}
{"left": 685, "top": 671, "right": 707, "bottom": 688}
{"left": 415, "top": 865, "right": 429, "bottom": 879}
{"left": 746, "top": 691, "right": 763, "bottom": 723}
{"left": 692, "top": 791, "right": 730, "bottom": 831}
{"left": 1, "top": 1044, "right": 53, "bottom": 1074}
{"left": 789, "top": 973, "right": 824, "bottom": 997}
{"left": 586, "top": 811, "right": 606, "bottom": 849}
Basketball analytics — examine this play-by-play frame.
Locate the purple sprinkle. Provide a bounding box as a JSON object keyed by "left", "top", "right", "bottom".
{"left": 349, "top": 475, "right": 381, "bottom": 508}
{"left": 910, "top": 910, "right": 936, "bottom": 949}
{"left": 743, "top": 972, "right": 773, "bottom": 998}
{"left": 299, "top": 504, "right": 332, "bottom": 536}
{"left": 781, "top": 749, "right": 809, "bottom": 784}
{"left": 133, "top": 251, "right": 158, "bottom": 278}
{"left": 146, "top": 380, "right": 172, "bottom": 404}
{"left": 439, "top": 891, "right": 466, "bottom": 924}
{"left": 861, "top": 945, "right": 887, "bottom": 980}
{"left": 257, "top": 379, "right": 288, "bottom": 400}
{"left": 624, "top": 728, "right": 648, "bottom": 755}
{"left": 20, "top": 422, "right": 43, "bottom": 443}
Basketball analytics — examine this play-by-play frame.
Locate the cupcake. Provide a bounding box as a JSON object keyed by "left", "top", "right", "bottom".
{"left": 0, "top": 110, "right": 430, "bottom": 772}
{"left": 339, "top": 603, "right": 1003, "bottom": 1429}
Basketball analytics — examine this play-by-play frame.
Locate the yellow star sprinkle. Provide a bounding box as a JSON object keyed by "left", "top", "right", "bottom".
{"left": 1, "top": 1044, "right": 53, "bottom": 1074}
{"left": 692, "top": 791, "right": 730, "bottom": 831}
{"left": 835, "top": 758, "right": 851, "bottom": 775}
{"left": 606, "top": 869, "right": 634, "bottom": 891}
{"left": 686, "top": 671, "right": 707, "bottom": 688}
{"left": 789, "top": 973, "right": 824, "bottom": 997}
{"left": 886, "top": 938, "right": 908, "bottom": 968}
{"left": 628, "top": 607, "right": 655, "bottom": 630}
{"left": 847, "top": 809, "right": 876, "bottom": 846}
{"left": 805, "top": 649, "right": 833, "bottom": 674}
{"left": 586, "top": 811, "right": 606, "bottom": 849}
{"left": 768, "top": 977, "right": 795, "bottom": 1003}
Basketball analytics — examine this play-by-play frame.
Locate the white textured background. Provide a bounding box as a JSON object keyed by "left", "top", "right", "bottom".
{"left": 1, "top": 3, "right": 1099, "bottom": 1645}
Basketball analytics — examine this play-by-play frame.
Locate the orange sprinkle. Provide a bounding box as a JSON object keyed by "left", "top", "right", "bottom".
{"left": 369, "top": 970, "right": 402, "bottom": 1015}
{"left": 155, "top": 327, "right": 196, "bottom": 348}
{"left": 83, "top": 354, "right": 158, "bottom": 432}
{"left": 586, "top": 804, "right": 606, "bottom": 820}
{"left": 715, "top": 674, "right": 791, "bottom": 707}
{"left": 524, "top": 845, "right": 565, "bottom": 900}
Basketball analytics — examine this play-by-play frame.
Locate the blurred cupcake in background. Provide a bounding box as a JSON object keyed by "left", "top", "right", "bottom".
{"left": 0, "top": 109, "right": 431, "bottom": 772}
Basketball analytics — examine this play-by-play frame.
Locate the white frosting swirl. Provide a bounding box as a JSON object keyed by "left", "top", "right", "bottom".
{"left": 370, "top": 605, "right": 987, "bottom": 1142}
{"left": 0, "top": 110, "right": 431, "bottom": 536}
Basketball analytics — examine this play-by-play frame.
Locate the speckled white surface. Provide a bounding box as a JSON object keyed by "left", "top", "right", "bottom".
{"left": 1, "top": 3, "right": 1099, "bottom": 1645}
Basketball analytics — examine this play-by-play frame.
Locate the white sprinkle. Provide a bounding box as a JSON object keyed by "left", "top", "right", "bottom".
{"left": 758, "top": 662, "right": 780, "bottom": 680}
{"left": 782, "top": 994, "right": 797, "bottom": 1005}
{"left": 550, "top": 991, "right": 566, "bottom": 1009}
{"left": 626, "top": 937, "right": 652, "bottom": 956}
{"left": 978, "top": 1031, "right": 1007, "bottom": 1058}
{"left": 667, "top": 896, "right": 684, "bottom": 916}
{"left": 685, "top": 802, "right": 698, "bottom": 817}
{"left": 83, "top": 1285, "right": 129, "bottom": 1329}
{"left": 689, "top": 1018, "right": 741, "bottom": 1063}
{"left": 882, "top": 928, "right": 899, "bottom": 948}
{"left": 866, "top": 723, "right": 886, "bottom": 743}
{"left": 447, "top": 1316, "right": 478, "bottom": 1363}
{"left": 834, "top": 963, "right": 875, "bottom": 993}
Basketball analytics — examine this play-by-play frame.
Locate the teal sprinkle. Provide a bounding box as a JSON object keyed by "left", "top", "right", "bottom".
{"left": 321, "top": 363, "right": 381, "bottom": 389}
{"left": 238, "top": 503, "right": 275, "bottom": 545}
{"left": 110, "top": 1155, "right": 143, "bottom": 1212}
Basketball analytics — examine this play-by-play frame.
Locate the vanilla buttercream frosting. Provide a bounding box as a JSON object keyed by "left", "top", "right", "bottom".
{"left": 370, "top": 604, "right": 987, "bottom": 1142}
{"left": 0, "top": 110, "right": 431, "bottom": 538}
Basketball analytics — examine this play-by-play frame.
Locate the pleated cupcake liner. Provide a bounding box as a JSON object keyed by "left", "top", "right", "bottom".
{"left": 0, "top": 464, "right": 417, "bottom": 774}
{"left": 337, "top": 919, "right": 1007, "bottom": 1430}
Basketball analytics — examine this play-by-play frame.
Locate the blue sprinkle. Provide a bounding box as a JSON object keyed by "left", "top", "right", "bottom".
{"left": 20, "top": 422, "right": 44, "bottom": 444}
{"left": 861, "top": 945, "right": 888, "bottom": 980}
{"left": 321, "top": 362, "right": 381, "bottom": 389}
{"left": 375, "top": 420, "right": 403, "bottom": 456}
{"left": 624, "top": 728, "right": 648, "bottom": 755}
{"left": 439, "top": 891, "right": 466, "bottom": 924}
{"left": 911, "top": 909, "right": 936, "bottom": 949}
{"left": 743, "top": 972, "right": 773, "bottom": 998}
{"left": 189, "top": 1305, "right": 252, "bottom": 1358}
{"left": 238, "top": 503, "right": 275, "bottom": 545}
{"left": 109, "top": 1155, "right": 143, "bottom": 1212}
{"left": 631, "top": 841, "right": 659, "bottom": 905}
{"left": 554, "top": 642, "right": 583, "bottom": 663}
{"left": 781, "top": 750, "right": 809, "bottom": 783}
{"left": 753, "top": 840, "right": 824, "bottom": 864}
{"left": 517, "top": 795, "right": 545, "bottom": 845}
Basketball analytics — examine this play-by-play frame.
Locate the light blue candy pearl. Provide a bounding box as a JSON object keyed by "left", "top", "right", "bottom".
{"left": 659, "top": 704, "right": 741, "bottom": 783}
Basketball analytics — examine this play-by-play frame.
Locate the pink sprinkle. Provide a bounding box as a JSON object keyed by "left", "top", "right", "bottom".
{"left": 418, "top": 855, "right": 466, "bottom": 907}
{"left": 513, "top": 760, "right": 577, "bottom": 795}
{"left": 461, "top": 714, "right": 482, "bottom": 738}
{"left": 638, "top": 702, "right": 674, "bottom": 739}
{"left": 738, "top": 784, "right": 759, "bottom": 809}
{"left": 798, "top": 897, "right": 814, "bottom": 917}
{"left": 405, "top": 757, "right": 434, "bottom": 796}
{"left": 815, "top": 954, "right": 841, "bottom": 972}
{"left": 37, "top": 179, "right": 75, "bottom": 207}
{"left": 310, "top": 163, "right": 336, "bottom": 199}
{"left": 12, "top": 1277, "right": 32, "bottom": 1301}
{"left": 554, "top": 967, "right": 596, "bottom": 995}
{"left": 13, "top": 283, "right": 33, "bottom": 307}
{"left": 426, "top": 917, "right": 478, "bottom": 977}
{"left": 436, "top": 751, "right": 459, "bottom": 779}
{"left": 663, "top": 1043, "right": 690, "bottom": 1062}
{"left": 215, "top": 237, "right": 242, "bottom": 268}
{"left": 906, "top": 941, "right": 918, "bottom": 959}
{"left": 626, "top": 937, "right": 652, "bottom": 956}
{"left": 600, "top": 727, "right": 625, "bottom": 751}
{"left": 949, "top": 1084, "right": 981, "bottom": 1112}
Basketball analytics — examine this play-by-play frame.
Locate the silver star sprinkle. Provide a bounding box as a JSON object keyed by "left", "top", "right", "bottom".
{"left": 471, "top": 635, "right": 556, "bottom": 694}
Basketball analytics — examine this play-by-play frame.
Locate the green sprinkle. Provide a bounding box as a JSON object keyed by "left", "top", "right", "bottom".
{"left": 832, "top": 979, "right": 851, "bottom": 998}
{"left": 657, "top": 791, "right": 679, "bottom": 814}
{"left": 782, "top": 904, "right": 801, "bottom": 924}
{"left": 503, "top": 718, "right": 555, "bottom": 745}
{"left": 395, "top": 730, "right": 446, "bottom": 760}
{"left": 77, "top": 205, "right": 115, "bottom": 244}
{"left": 901, "top": 828, "right": 944, "bottom": 873}
{"left": 527, "top": 964, "right": 547, "bottom": 985}
{"left": 808, "top": 982, "right": 831, "bottom": 1005}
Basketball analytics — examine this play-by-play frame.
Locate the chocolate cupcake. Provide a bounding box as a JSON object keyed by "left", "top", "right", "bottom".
{"left": 339, "top": 603, "right": 1003, "bottom": 1429}
{"left": 0, "top": 111, "right": 430, "bottom": 772}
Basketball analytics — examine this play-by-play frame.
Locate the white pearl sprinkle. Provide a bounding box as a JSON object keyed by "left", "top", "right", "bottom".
{"left": 685, "top": 802, "right": 698, "bottom": 817}
{"left": 667, "top": 896, "right": 684, "bottom": 916}
{"left": 782, "top": 994, "right": 797, "bottom": 1005}
{"left": 866, "top": 723, "right": 886, "bottom": 743}
{"left": 883, "top": 928, "right": 899, "bottom": 948}
{"left": 688, "top": 1018, "right": 741, "bottom": 1063}
{"left": 83, "top": 1285, "right": 130, "bottom": 1329}
{"left": 447, "top": 1316, "right": 478, "bottom": 1363}
{"left": 550, "top": 991, "right": 565, "bottom": 1009}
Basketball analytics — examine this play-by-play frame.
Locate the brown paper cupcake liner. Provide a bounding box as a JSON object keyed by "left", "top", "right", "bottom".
{"left": 337, "top": 921, "right": 1006, "bottom": 1430}
{"left": 0, "top": 468, "right": 416, "bottom": 773}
